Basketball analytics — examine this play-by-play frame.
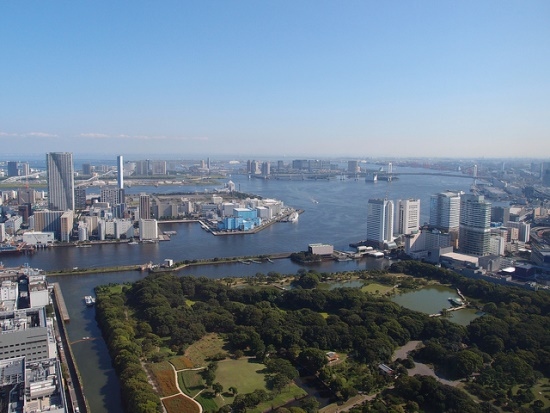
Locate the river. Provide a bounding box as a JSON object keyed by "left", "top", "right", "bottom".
{"left": 0, "top": 169, "right": 474, "bottom": 412}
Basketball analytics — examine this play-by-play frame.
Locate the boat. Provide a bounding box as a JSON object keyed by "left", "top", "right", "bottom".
{"left": 76, "top": 244, "right": 92, "bottom": 248}
{"left": 448, "top": 297, "right": 463, "bottom": 306}
{"left": 365, "top": 173, "right": 378, "bottom": 183}
{"left": 128, "top": 241, "right": 139, "bottom": 245}
{"left": 84, "top": 296, "right": 96, "bottom": 307}
{"left": 287, "top": 211, "right": 299, "bottom": 223}
{"left": 0, "top": 245, "right": 23, "bottom": 255}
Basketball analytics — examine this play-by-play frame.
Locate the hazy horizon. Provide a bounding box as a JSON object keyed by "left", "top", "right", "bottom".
{"left": 2, "top": 1, "right": 549, "bottom": 158}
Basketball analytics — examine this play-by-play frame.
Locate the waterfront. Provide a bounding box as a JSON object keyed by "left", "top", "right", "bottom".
{"left": 0, "top": 171, "right": 474, "bottom": 412}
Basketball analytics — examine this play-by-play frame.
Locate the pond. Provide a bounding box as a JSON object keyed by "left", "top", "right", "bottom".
{"left": 391, "top": 285, "right": 481, "bottom": 326}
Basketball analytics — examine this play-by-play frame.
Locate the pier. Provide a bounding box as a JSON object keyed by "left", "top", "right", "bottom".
{"left": 429, "top": 288, "right": 469, "bottom": 317}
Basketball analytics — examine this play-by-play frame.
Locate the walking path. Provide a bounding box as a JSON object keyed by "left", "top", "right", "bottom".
{"left": 159, "top": 363, "right": 204, "bottom": 413}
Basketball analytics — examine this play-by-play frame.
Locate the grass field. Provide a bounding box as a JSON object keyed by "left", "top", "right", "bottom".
{"left": 529, "top": 378, "right": 550, "bottom": 408}
{"left": 148, "top": 361, "right": 178, "bottom": 397}
{"left": 254, "top": 383, "right": 307, "bottom": 413}
{"left": 162, "top": 394, "right": 200, "bottom": 413}
{"left": 216, "top": 358, "right": 267, "bottom": 394}
{"left": 195, "top": 357, "right": 307, "bottom": 412}
{"left": 185, "top": 333, "right": 227, "bottom": 365}
{"left": 179, "top": 370, "right": 205, "bottom": 398}
{"left": 361, "top": 283, "right": 395, "bottom": 295}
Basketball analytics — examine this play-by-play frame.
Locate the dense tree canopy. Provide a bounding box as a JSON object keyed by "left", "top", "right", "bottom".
{"left": 96, "top": 262, "right": 550, "bottom": 413}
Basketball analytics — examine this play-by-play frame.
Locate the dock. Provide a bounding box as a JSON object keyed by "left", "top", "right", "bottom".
{"left": 52, "top": 283, "right": 70, "bottom": 322}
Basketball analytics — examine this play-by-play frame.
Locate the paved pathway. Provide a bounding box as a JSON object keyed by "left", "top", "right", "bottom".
{"left": 159, "top": 364, "right": 204, "bottom": 413}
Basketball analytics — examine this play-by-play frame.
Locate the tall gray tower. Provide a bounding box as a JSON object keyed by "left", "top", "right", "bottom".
{"left": 47, "top": 152, "right": 75, "bottom": 211}
{"left": 459, "top": 194, "right": 491, "bottom": 256}
{"left": 117, "top": 155, "right": 124, "bottom": 190}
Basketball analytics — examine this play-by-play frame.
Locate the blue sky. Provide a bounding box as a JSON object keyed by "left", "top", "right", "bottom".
{"left": 1, "top": 1, "right": 549, "bottom": 158}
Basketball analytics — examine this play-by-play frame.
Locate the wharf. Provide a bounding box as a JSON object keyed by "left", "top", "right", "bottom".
{"left": 51, "top": 284, "right": 89, "bottom": 413}
{"left": 208, "top": 209, "right": 304, "bottom": 236}
{"left": 52, "top": 283, "right": 70, "bottom": 322}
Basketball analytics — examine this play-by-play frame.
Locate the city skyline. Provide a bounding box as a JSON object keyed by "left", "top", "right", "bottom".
{"left": 1, "top": 1, "right": 550, "bottom": 158}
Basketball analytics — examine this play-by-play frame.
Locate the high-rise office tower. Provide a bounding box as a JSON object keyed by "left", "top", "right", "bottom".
{"left": 18, "top": 188, "right": 36, "bottom": 204}
{"left": 459, "top": 194, "right": 491, "bottom": 256}
{"left": 135, "top": 160, "right": 150, "bottom": 176}
{"left": 101, "top": 187, "right": 123, "bottom": 205}
{"left": 21, "top": 162, "right": 30, "bottom": 177}
{"left": 74, "top": 188, "right": 87, "bottom": 209}
{"left": 366, "top": 199, "right": 394, "bottom": 247}
{"left": 46, "top": 152, "right": 74, "bottom": 211}
{"left": 348, "top": 160, "right": 359, "bottom": 174}
{"left": 7, "top": 162, "right": 19, "bottom": 177}
{"left": 139, "top": 193, "right": 151, "bottom": 220}
{"left": 491, "top": 206, "right": 510, "bottom": 224}
{"left": 429, "top": 191, "right": 462, "bottom": 231}
{"left": 82, "top": 163, "right": 92, "bottom": 175}
{"left": 151, "top": 160, "right": 167, "bottom": 175}
{"left": 397, "top": 199, "right": 420, "bottom": 235}
{"left": 117, "top": 155, "right": 124, "bottom": 190}
{"left": 261, "top": 162, "right": 270, "bottom": 176}
{"left": 542, "top": 162, "right": 550, "bottom": 187}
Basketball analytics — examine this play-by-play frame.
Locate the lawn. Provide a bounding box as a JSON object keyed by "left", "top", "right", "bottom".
{"left": 179, "top": 370, "right": 205, "bottom": 398}
{"left": 254, "top": 383, "right": 307, "bottom": 413}
{"left": 148, "top": 361, "right": 178, "bottom": 397}
{"left": 215, "top": 358, "right": 267, "bottom": 394}
{"left": 361, "top": 282, "right": 395, "bottom": 295}
{"left": 195, "top": 357, "right": 307, "bottom": 412}
{"left": 185, "top": 333, "right": 227, "bottom": 365}
{"left": 162, "top": 394, "right": 201, "bottom": 413}
{"left": 528, "top": 378, "right": 550, "bottom": 408}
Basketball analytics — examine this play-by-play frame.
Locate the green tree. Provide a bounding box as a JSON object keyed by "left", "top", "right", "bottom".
{"left": 298, "top": 348, "right": 328, "bottom": 374}
{"left": 213, "top": 382, "right": 223, "bottom": 395}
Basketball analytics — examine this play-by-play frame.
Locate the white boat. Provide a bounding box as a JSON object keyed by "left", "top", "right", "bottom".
{"left": 76, "top": 244, "right": 92, "bottom": 248}
{"left": 84, "top": 296, "right": 96, "bottom": 307}
{"left": 288, "top": 212, "right": 299, "bottom": 223}
{"left": 448, "top": 297, "right": 463, "bottom": 306}
{"left": 128, "top": 241, "right": 139, "bottom": 245}
{"left": 365, "top": 173, "right": 378, "bottom": 183}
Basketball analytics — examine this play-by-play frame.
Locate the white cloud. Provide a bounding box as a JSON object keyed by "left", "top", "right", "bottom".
{"left": 80, "top": 133, "right": 209, "bottom": 141}
{"left": 26, "top": 132, "right": 59, "bottom": 138}
{"left": 79, "top": 133, "right": 111, "bottom": 138}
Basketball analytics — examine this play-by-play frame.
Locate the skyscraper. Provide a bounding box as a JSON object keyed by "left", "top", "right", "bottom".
{"left": 459, "top": 194, "right": 491, "bottom": 256}
{"left": 366, "top": 199, "right": 394, "bottom": 247}
{"left": 347, "top": 160, "right": 359, "bottom": 174}
{"left": 117, "top": 155, "right": 124, "bottom": 190}
{"left": 46, "top": 152, "right": 74, "bottom": 211}
{"left": 429, "top": 191, "right": 462, "bottom": 231}
{"left": 542, "top": 162, "right": 550, "bottom": 187}
{"left": 139, "top": 193, "right": 151, "bottom": 220}
{"left": 397, "top": 199, "right": 420, "bottom": 235}
{"left": 7, "top": 162, "right": 19, "bottom": 177}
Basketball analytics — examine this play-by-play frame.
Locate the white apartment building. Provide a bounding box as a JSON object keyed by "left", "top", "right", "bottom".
{"left": 429, "top": 191, "right": 462, "bottom": 231}
{"left": 367, "top": 199, "right": 394, "bottom": 247}
{"left": 139, "top": 219, "right": 158, "bottom": 241}
{"left": 397, "top": 199, "right": 420, "bottom": 235}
